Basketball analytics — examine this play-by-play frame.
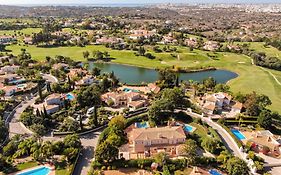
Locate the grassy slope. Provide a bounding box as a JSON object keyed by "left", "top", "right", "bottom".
{"left": 16, "top": 161, "right": 39, "bottom": 171}
{"left": 3, "top": 43, "right": 281, "bottom": 113}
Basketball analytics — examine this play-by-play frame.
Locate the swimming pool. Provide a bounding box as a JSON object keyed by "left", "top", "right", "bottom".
{"left": 136, "top": 122, "right": 149, "bottom": 128}
{"left": 231, "top": 129, "right": 246, "bottom": 140}
{"left": 184, "top": 124, "right": 194, "bottom": 132}
{"left": 123, "top": 88, "right": 139, "bottom": 93}
{"left": 10, "top": 79, "right": 25, "bottom": 84}
{"left": 209, "top": 169, "right": 222, "bottom": 175}
{"left": 17, "top": 166, "right": 51, "bottom": 175}
{"left": 66, "top": 93, "right": 75, "bottom": 100}
{"left": 17, "top": 84, "right": 27, "bottom": 88}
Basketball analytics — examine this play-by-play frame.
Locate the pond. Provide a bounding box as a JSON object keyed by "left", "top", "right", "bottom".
{"left": 89, "top": 62, "right": 238, "bottom": 84}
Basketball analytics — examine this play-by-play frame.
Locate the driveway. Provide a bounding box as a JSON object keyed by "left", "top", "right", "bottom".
{"left": 73, "top": 131, "right": 102, "bottom": 175}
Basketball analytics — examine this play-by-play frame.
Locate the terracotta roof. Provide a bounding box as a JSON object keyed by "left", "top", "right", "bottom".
{"left": 248, "top": 136, "right": 280, "bottom": 151}
{"left": 128, "top": 100, "right": 146, "bottom": 107}
{"left": 45, "top": 93, "right": 62, "bottom": 100}
{"left": 232, "top": 102, "right": 243, "bottom": 110}
{"left": 203, "top": 103, "right": 216, "bottom": 111}
{"left": 205, "top": 95, "right": 217, "bottom": 102}
{"left": 129, "top": 126, "right": 186, "bottom": 141}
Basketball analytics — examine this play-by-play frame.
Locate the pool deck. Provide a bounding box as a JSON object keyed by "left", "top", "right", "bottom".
{"left": 11, "top": 164, "right": 55, "bottom": 175}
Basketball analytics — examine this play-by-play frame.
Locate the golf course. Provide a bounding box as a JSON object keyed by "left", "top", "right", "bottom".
{"left": 1, "top": 30, "right": 281, "bottom": 113}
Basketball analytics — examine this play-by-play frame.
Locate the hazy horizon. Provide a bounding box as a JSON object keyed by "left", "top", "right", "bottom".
{"left": 0, "top": 0, "right": 280, "bottom": 6}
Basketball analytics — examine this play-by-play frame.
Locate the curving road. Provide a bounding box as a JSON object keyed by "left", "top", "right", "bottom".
{"left": 8, "top": 74, "right": 58, "bottom": 137}
{"left": 178, "top": 110, "right": 244, "bottom": 159}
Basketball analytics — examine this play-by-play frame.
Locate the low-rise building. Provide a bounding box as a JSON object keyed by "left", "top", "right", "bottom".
{"left": 248, "top": 130, "right": 280, "bottom": 156}
{"left": 119, "top": 126, "right": 186, "bottom": 160}
{"left": 0, "top": 65, "right": 20, "bottom": 74}
{"left": 201, "top": 92, "right": 243, "bottom": 116}
{"left": 76, "top": 75, "right": 95, "bottom": 86}
{"left": 35, "top": 104, "right": 60, "bottom": 115}
{"left": 101, "top": 91, "right": 148, "bottom": 109}
{"left": 129, "top": 29, "right": 156, "bottom": 40}
{"left": 185, "top": 38, "right": 198, "bottom": 48}
{"left": 230, "top": 102, "right": 243, "bottom": 114}
{"left": 161, "top": 36, "right": 177, "bottom": 44}
{"left": 45, "top": 93, "right": 64, "bottom": 105}
{"left": 203, "top": 41, "right": 220, "bottom": 51}
{"left": 95, "top": 37, "right": 123, "bottom": 45}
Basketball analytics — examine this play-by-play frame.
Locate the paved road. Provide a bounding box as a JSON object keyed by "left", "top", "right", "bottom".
{"left": 178, "top": 110, "right": 244, "bottom": 159}
{"left": 43, "top": 130, "right": 102, "bottom": 175}
{"left": 42, "top": 74, "right": 59, "bottom": 83}
{"left": 8, "top": 74, "right": 58, "bottom": 136}
{"left": 73, "top": 131, "right": 102, "bottom": 175}
{"left": 8, "top": 96, "right": 36, "bottom": 137}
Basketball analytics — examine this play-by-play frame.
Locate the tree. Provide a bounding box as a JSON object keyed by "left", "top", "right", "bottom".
{"left": 0, "top": 120, "right": 8, "bottom": 144}
{"left": 214, "top": 84, "right": 230, "bottom": 93}
{"left": 83, "top": 51, "right": 90, "bottom": 59}
{"left": 63, "top": 147, "right": 79, "bottom": 164}
{"left": 103, "top": 51, "right": 110, "bottom": 59}
{"left": 154, "top": 152, "right": 169, "bottom": 167}
{"left": 0, "top": 90, "right": 5, "bottom": 100}
{"left": 108, "top": 115, "right": 126, "bottom": 130}
{"left": 203, "top": 77, "right": 216, "bottom": 91}
{"left": 95, "top": 140, "right": 118, "bottom": 163}
{"left": 77, "top": 85, "right": 101, "bottom": 108}
{"left": 138, "top": 46, "right": 146, "bottom": 56}
{"left": 258, "top": 110, "right": 272, "bottom": 129}
{"left": 92, "top": 67, "right": 101, "bottom": 77}
{"left": 38, "top": 81, "right": 43, "bottom": 101}
{"left": 181, "top": 139, "right": 197, "bottom": 164}
{"left": 158, "top": 68, "right": 177, "bottom": 88}
{"left": 226, "top": 157, "right": 249, "bottom": 175}
{"left": 63, "top": 134, "right": 81, "bottom": 149}
{"left": 201, "top": 137, "right": 220, "bottom": 154}
{"left": 59, "top": 118, "right": 80, "bottom": 132}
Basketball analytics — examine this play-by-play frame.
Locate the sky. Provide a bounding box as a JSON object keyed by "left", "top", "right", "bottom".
{"left": 0, "top": 0, "right": 280, "bottom": 5}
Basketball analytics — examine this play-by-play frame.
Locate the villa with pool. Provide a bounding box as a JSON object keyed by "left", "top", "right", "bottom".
{"left": 119, "top": 121, "right": 196, "bottom": 160}
{"left": 32, "top": 93, "right": 75, "bottom": 115}
{"left": 232, "top": 129, "right": 281, "bottom": 157}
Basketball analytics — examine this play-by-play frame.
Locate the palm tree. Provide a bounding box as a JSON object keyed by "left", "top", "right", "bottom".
{"left": 40, "top": 141, "right": 54, "bottom": 161}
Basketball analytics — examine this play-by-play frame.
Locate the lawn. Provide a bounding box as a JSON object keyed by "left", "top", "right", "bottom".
{"left": 234, "top": 42, "right": 281, "bottom": 59}
{"left": 2, "top": 44, "right": 281, "bottom": 113}
{"left": 16, "top": 161, "right": 39, "bottom": 171}
{"left": 190, "top": 122, "right": 208, "bottom": 137}
{"left": 0, "top": 28, "right": 41, "bottom": 37}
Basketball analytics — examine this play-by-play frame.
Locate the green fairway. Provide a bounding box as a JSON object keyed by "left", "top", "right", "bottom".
{"left": 2, "top": 44, "right": 281, "bottom": 113}
{"left": 0, "top": 28, "right": 41, "bottom": 36}
{"left": 234, "top": 42, "right": 281, "bottom": 59}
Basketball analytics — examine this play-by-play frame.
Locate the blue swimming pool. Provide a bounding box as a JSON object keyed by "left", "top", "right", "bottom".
{"left": 136, "top": 122, "right": 149, "bottom": 128}
{"left": 123, "top": 88, "right": 139, "bottom": 93}
{"left": 10, "top": 79, "right": 25, "bottom": 84}
{"left": 209, "top": 169, "right": 222, "bottom": 175}
{"left": 66, "top": 93, "right": 75, "bottom": 100}
{"left": 17, "top": 166, "right": 51, "bottom": 175}
{"left": 184, "top": 124, "right": 193, "bottom": 132}
{"left": 231, "top": 129, "right": 246, "bottom": 140}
